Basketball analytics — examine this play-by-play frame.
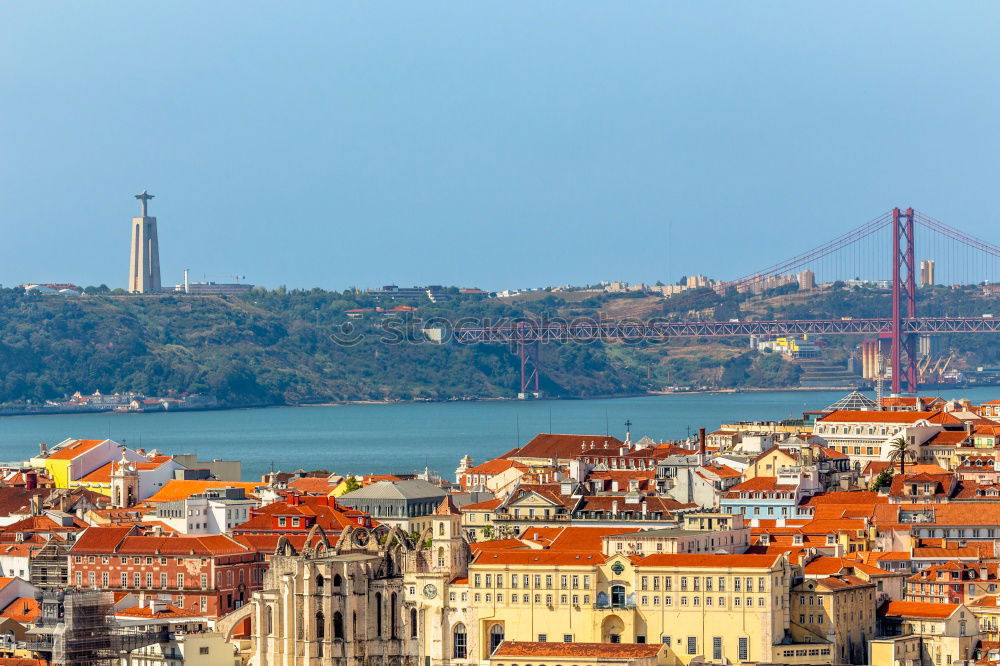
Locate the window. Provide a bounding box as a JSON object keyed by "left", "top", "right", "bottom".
{"left": 563, "top": 634, "right": 573, "bottom": 642}
{"left": 199, "top": 647, "right": 209, "bottom": 655}
{"left": 160, "top": 573, "right": 167, "bottom": 588}
{"left": 490, "top": 625, "right": 504, "bottom": 654}
{"left": 537, "top": 634, "right": 547, "bottom": 642}
{"left": 662, "top": 635, "right": 671, "bottom": 645}
{"left": 739, "top": 637, "right": 749, "bottom": 661}
{"left": 177, "top": 573, "right": 185, "bottom": 588}
{"left": 687, "top": 637, "right": 697, "bottom": 655}
{"left": 453, "top": 624, "right": 467, "bottom": 659}
{"left": 713, "top": 637, "right": 723, "bottom": 660}
{"left": 101, "top": 572, "right": 108, "bottom": 587}
{"left": 121, "top": 573, "right": 128, "bottom": 587}
{"left": 611, "top": 585, "right": 626, "bottom": 607}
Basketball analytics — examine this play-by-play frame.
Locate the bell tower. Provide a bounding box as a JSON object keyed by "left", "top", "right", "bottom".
{"left": 110, "top": 453, "right": 139, "bottom": 508}
{"left": 431, "top": 496, "right": 467, "bottom": 578}
{"left": 128, "top": 189, "right": 161, "bottom": 293}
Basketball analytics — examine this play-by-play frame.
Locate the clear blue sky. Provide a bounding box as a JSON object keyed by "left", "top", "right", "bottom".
{"left": 2, "top": 2, "right": 998, "bottom": 292}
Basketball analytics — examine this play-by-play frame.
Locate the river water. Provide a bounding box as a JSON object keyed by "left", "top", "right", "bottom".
{"left": 2, "top": 388, "right": 998, "bottom": 481}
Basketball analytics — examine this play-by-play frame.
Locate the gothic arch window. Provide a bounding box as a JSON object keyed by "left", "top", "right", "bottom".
{"left": 375, "top": 592, "right": 383, "bottom": 636}
{"left": 489, "top": 624, "right": 504, "bottom": 654}
{"left": 390, "top": 592, "right": 398, "bottom": 639}
{"left": 453, "top": 623, "right": 468, "bottom": 659}
{"left": 316, "top": 611, "right": 325, "bottom": 658}
{"left": 410, "top": 608, "right": 418, "bottom": 638}
{"left": 333, "top": 573, "right": 343, "bottom": 589}
{"left": 352, "top": 611, "right": 357, "bottom": 640}
{"left": 316, "top": 574, "right": 324, "bottom": 593}
{"left": 333, "top": 611, "right": 343, "bottom": 640}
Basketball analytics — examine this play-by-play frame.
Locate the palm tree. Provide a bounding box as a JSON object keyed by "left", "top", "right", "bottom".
{"left": 887, "top": 436, "right": 913, "bottom": 475}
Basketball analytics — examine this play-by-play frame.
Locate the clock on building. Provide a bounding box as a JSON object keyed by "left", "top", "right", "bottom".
{"left": 423, "top": 584, "right": 438, "bottom": 599}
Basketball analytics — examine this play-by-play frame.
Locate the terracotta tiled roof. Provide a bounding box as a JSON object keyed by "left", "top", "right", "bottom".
{"left": 512, "top": 434, "right": 625, "bottom": 460}
{"left": 635, "top": 553, "right": 781, "bottom": 569}
{"left": 461, "top": 499, "right": 502, "bottom": 511}
{"left": 883, "top": 600, "right": 960, "bottom": 619}
{"left": 70, "top": 527, "right": 248, "bottom": 556}
{"left": 493, "top": 641, "right": 661, "bottom": 658}
{"left": 0, "top": 597, "right": 40, "bottom": 623}
{"left": 818, "top": 410, "right": 940, "bottom": 423}
{"left": 434, "top": 495, "right": 461, "bottom": 516}
{"left": 46, "top": 439, "right": 107, "bottom": 460}
{"left": 286, "top": 477, "right": 335, "bottom": 495}
{"left": 145, "top": 480, "right": 263, "bottom": 503}
{"left": 116, "top": 603, "right": 205, "bottom": 619}
{"left": 462, "top": 459, "right": 528, "bottom": 476}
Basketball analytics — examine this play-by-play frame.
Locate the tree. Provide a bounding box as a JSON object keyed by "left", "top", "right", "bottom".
{"left": 886, "top": 436, "right": 913, "bottom": 475}
{"left": 870, "top": 467, "right": 894, "bottom": 491}
{"left": 343, "top": 475, "right": 361, "bottom": 492}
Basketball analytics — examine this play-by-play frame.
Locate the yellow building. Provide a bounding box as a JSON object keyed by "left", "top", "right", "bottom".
{"left": 871, "top": 601, "right": 979, "bottom": 666}
{"left": 790, "top": 575, "right": 875, "bottom": 664}
{"left": 468, "top": 542, "right": 821, "bottom": 665}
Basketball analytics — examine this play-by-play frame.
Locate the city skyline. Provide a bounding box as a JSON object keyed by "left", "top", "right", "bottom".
{"left": 3, "top": 3, "right": 1000, "bottom": 291}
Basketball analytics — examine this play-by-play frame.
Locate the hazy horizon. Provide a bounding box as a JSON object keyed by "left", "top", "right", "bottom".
{"left": 3, "top": 2, "right": 999, "bottom": 292}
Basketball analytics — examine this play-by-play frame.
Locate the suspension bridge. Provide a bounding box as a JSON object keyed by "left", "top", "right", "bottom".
{"left": 454, "top": 208, "right": 1000, "bottom": 396}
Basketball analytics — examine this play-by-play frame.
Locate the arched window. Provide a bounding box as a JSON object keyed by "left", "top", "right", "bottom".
{"left": 375, "top": 592, "right": 383, "bottom": 636}
{"left": 265, "top": 606, "right": 273, "bottom": 636}
{"left": 611, "top": 584, "right": 626, "bottom": 608}
{"left": 453, "top": 623, "right": 467, "bottom": 659}
{"left": 439, "top": 522, "right": 445, "bottom": 536}
{"left": 489, "top": 624, "right": 504, "bottom": 654}
{"left": 333, "top": 611, "right": 343, "bottom": 640}
{"left": 316, "top": 574, "right": 324, "bottom": 593}
{"left": 410, "top": 609, "right": 418, "bottom": 638}
{"left": 333, "top": 574, "right": 343, "bottom": 588}
{"left": 438, "top": 547, "right": 446, "bottom": 568}
{"left": 316, "top": 611, "right": 325, "bottom": 658}
{"left": 390, "top": 593, "right": 398, "bottom": 639}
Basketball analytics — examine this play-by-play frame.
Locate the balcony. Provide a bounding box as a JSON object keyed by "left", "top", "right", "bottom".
{"left": 493, "top": 513, "right": 570, "bottom": 522}
{"left": 593, "top": 602, "right": 637, "bottom": 611}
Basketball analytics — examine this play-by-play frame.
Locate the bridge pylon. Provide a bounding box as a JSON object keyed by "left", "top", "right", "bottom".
{"left": 891, "top": 207, "right": 919, "bottom": 394}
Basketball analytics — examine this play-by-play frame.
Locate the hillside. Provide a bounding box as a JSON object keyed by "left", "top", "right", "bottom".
{"left": 2, "top": 284, "right": 999, "bottom": 407}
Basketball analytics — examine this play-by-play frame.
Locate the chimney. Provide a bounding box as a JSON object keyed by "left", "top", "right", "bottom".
{"left": 699, "top": 428, "right": 707, "bottom": 457}
{"left": 966, "top": 422, "right": 973, "bottom": 435}
{"left": 24, "top": 472, "right": 37, "bottom": 491}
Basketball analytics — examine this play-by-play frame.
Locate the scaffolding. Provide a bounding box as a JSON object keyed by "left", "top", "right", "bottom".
{"left": 23, "top": 590, "right": 168, "bottom": 666}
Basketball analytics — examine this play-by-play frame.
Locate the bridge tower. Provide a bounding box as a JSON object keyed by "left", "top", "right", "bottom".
{"left": 890, "top": 207, "right": 919, "bottom": 394}
{"left": 517, "top": 322, "right": 540, "bottom": 399}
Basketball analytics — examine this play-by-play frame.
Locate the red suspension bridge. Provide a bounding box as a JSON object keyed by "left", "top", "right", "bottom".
{"left": 455, "top": 208, "right": 1000, "bottom": 395}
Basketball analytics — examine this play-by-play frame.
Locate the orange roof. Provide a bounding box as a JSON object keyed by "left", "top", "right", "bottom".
{"left": 116, "top": 602, "right": 205, "bottom": 619}
{"left": 71, "top": 527, "right": 248, "bottom": 556}
{"left": 47, "top": 439, "right": 106, "bottom": 460}
{"left": 79, "top": 460, "right": 169, "bottom": 483}
{"left": 818, "top": 410, "right": 940, "bottom": 423}
{"left": 884, "top": 600, "right": 960, "bottom": 619}
{"left": 493, "top": 641, "right": 661, "bottom": 658}
{"left": 509, "top": 433, "right": 625, "bottom": 460}
{"left": 0, "top": 596, "right": 40, "bottom": 623}
{"left": 702, "top": 464, "right": 742, "bottom": 479}
{"left": 635, "top": 553, "right": 781, "bottom": 569}
{"left": 463, "top": 459, "right": 528, "bottom": 476}
{"left": 145, "top": 480, "right": 262, "bottom": 503}
{"left": 462, "top": 499, "right": 502, "bottom": 511}
{"left": 287, "top": 477, "right": 335, "bottom": 494}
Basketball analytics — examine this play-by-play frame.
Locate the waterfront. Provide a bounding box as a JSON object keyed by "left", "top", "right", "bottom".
{"left": 1, "top": 387, "right": 997, "bottom": 481}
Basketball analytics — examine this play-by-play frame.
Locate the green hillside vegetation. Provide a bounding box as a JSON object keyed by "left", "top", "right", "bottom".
{"left": 1, "top": 283, "right": 998, "bottom": 407}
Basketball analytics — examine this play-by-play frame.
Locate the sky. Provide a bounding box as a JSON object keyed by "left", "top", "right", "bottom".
{"left": 2, "top": 2, "right": 999, "bottom": 292}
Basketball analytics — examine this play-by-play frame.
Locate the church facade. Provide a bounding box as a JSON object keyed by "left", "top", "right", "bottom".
{"left": 240, "top": 496, "right": 474, "bottom": 666}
